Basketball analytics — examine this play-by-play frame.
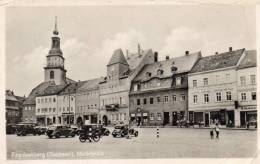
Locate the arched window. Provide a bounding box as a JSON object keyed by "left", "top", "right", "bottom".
{"left": 50, "top": 71, "right": 54, "bottom": 79}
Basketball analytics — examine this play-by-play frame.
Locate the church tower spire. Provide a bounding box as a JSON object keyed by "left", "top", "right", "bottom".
{"left": 44, "top": 16, "right": 67, "bottom": 85}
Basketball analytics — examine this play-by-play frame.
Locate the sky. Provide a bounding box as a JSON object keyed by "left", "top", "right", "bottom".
{"left": 5, "top": 5, "right": 256, "bottom": 96}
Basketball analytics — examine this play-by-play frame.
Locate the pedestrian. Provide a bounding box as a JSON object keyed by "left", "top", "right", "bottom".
{"left": 215, "top": 123, "right": 220, "bottom": 140}
{"left": 210, "top": 124, "right": 215, "bottom": 139}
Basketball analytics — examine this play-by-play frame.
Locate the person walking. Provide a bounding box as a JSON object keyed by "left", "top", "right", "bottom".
{"left": 210, "top": 123, "right": 215, "bottom": 139}
{"left": 215, "top": 123, "right": 220, "bottom": 140}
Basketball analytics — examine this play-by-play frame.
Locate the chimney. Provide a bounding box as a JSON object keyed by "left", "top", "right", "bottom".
{"left": 215, "top": 52, "right": 218, "bottom": 55}
{"left": 166, "top": 56, "right": 169, "bottom": 60}
{"left": 229, "top": 47, "right": 232, "bottom": 52}
{"left": 154, "top": 52, "right": 158, "bottom": 62}
{"left": 185, "top": 51, "right": 189, "bottom": 56}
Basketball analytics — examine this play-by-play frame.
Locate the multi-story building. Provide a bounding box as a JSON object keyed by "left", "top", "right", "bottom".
{"left": 6, "top": 90, "right": 25, "bottom": 124}
{"left": 36, "top": 85, "right": 67, "bottom": 125}
{"left": 188, "top": 48, "right": 247, "bottom": 127}
{"left": 99, "top": 45, "right": 156, "bottom": 125}
{"left": 129, "top": 51, "right": 201, "bottom": 126}
{"left": 236, "top": 50, "right": 257, "bottom": 127}
{"left": 75, "top": 78, "right": 102, "bottom": 125}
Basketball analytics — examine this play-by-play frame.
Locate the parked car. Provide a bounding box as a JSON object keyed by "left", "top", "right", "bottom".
{"left": 70, "top": 125, "right": 81, "bottom": 135}
{"left": 46, "top": 125, "right": 76, "bottom": 138}
{"left": 112, "top": 124, "right": 138, "bottom": 138}
{"left": 6, "top": 124, "right": 18, "bottom": 134}
{"left": 78, "top": 124, "right": 101, "bottom": 143}
{"left": 35, "top": 126, "right": 48, "bottom": 135}
{"left": 16, "top": 123, "right": 41, "bottom": 136}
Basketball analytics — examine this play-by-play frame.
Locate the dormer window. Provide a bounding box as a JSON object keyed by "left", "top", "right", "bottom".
{"left": 171, "top": 66, "right": 178, "bottom": 73}
{"left": 146, "top": 72, "right": 152, "bottom": 77}
{"left": 157, "top": 69, "right": 164, "bottom": 75}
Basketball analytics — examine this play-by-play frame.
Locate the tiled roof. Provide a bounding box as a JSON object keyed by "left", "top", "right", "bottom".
{"left": 107, "top": 49, "right": 128, "bottom": 66}
{"left": 23, "top": 81, "right": 55, "bottom": 105}
{"left": 190, "top": 49, "right": 245, "bottom": 73}
{"left": 40, "top": 84, "right": 67, "bottom": 96}
{"left": 127, "top": 49, "right": 153, "bottom": 70}
{"left": 237, "top": 50, "right": 257, "bottom": 69}
{"left": 77, "top": 77, "right": 102, "bottom": 91}
{"left": 133, "top": 51, "right": 201, "bottom": 82}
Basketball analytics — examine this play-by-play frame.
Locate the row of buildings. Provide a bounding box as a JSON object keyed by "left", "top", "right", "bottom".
{"left": 21, "top": 21, "right": 257, "bottom": 128}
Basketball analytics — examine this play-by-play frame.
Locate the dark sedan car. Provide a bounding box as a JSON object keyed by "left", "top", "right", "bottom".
{"left": 46, "top": 125, "right": 76, "bottom": 138}
{"left": 112, "top": 124, "right": 138, "bottom": 138}
{"left": 16, "top": 123, "right": 41, "bottom": 136}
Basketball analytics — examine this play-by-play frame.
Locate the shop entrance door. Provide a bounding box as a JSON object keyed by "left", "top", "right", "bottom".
{"left": 172, "top": 112, "right": 178, "bottom": 126}
{"left": 205, "top": 113, "right": 209, "bottom": 127}
{"left": 163, "top": 112, "right": 169, "bottom": 125}
{"left": 240, "top": 111, "right": 246, "bottom": 127}
{"left": 227, "top": 110, "right": 234, "bottom": 127}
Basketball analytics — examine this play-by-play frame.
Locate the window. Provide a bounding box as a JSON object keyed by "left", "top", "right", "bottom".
{"left": 63, "top": 107, "right": 65, "bottom": 112}
{"left": 164, "top": 96, "right": 169, "bottom": 102}
{"left": 216, "top": 92, "right": 221, "bottom": 102}
{"left": 53, "top": 98, "right": 56, "bottom": 102}
{"left": 193, "top": 80, "right": 197, "bottom": 87}
{"left": 150, "top": 113, "right": 154, "bottom": 120}
{"left": 204, "top": 94, "right": 209, "bottom": 103}
{"left": 157, "top": 69, "right": 163, "bottom": 75}
{"left": 37, "top": 99, "right": 40, "bottom": 104}
{"left": 173, "top": 95, "right": 177, "bottom": 101}
{"left": 250, "top": 75, "right": 256, "bottom": 84}
{"left": 240, "top": 76, "right": 246, "bottom": 85}
{"left": 143, "top": 98, "right": 147, "bottom": 105}
{"left": 120, "top": 97, "right": 122, "bottom": 105}
{"left": 71, "top": 97, "right": 73, "bottom": 101}
{"left": 226, "top": 91, "right": 232, "bottom": 101}
{"left": 67, "top": 107, "right": 69, "bottom": 111}
{"left": 176, "top": 77, "right": 182, "bottom": 86}
{"left": 137, "top": 99, "right": 140, "bottom": 105}
{"left": 133, "top": 85, "right": 138, "bottom": 91}
{"left": 45, "top": 98, "right": 47, "bottom": 103}
{"left": 181, "top": 95, "right": 185, "bottom": 101}
{"left": 37, "top": 109, "right": 40, "bottom": 113}
{"left": 50, "top": 71, "right": 54, "bottom": 79}
{"left": 157, "top": 113, "right": 162, "bottom": 120}
{"left": 157, "top": 97, "right": 161, "bottom": 103}
{"left": 49, "top": 98, "right": 52, "bottom": 102}
{"left": 71, "top": 107, "right": 73, "bottom": 111}
{"left": 146, "top": 72, "right": 152, "bottom": 77}
{"left": 150, "top": 98, "right": 154, "bottom": 104}
{"left": 53, "top": 108, "right": 56, "bottom": 112}
{"left": 49, "top": 108, "right": 51, "bottom": 112}
{"left": 203, "top": 78, "right": 208, "bottom": 86}
{"left": 241, "top": 93, "right": 246, "bottom": 101}
{"left": 193, "top": 95, "right": 198, "bottom": 103}
{"left": 226, "top": 74, "right": 230, "bottom": 80}
{"left": 252, "top": 92, "right": 256, "bottom": 100}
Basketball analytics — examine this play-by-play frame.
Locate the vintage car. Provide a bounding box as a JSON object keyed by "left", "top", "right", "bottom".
{"left": 35, "top": 126, "right": 48, "bottom": 135}
{"left": 78, "top": 124, "right": 101, "bottom": 143}
{"left": 6, "top": 124, "right": 18, "bottom": 134}
{"left": 112, "top": 124, "right": 138, "bottom": 138}
{"left": 46, "top": 125, "right": 76, "bottom": 138}
{"left": 70, "top": 125, "right": 81, "bottom": 135}
{"left": 16, "top": 123, "right": 41, "bottom": 136}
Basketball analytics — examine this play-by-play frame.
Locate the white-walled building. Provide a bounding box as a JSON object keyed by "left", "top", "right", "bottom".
{"left": 188, "top": 48, "right": 247, "bottom": 127}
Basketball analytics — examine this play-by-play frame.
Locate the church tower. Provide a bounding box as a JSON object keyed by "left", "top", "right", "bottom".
{"left": 44, "top": 17, "right": 66, "bottom": 85}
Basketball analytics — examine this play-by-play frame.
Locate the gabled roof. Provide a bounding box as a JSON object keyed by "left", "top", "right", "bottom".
{"left": 237, "top": 50, "right": 257, "bottom": 69}
{"left": 40, "top": 84, "right": 67, "bottom": 96}
{"left": 133, "top": 51, "right": 201, "bottom": 82}
{"left": 23, "top": 81, "right": 55, "bottom": 105}
{"left": 190, "top": 49, "right": 245, "bottom": 73}
{"left": 77, "top": 77, "right": 102, "bottom": 92}
{"left": 127, "top": 49, "right": 153, "bottom": 70}
{"left": 107, "top": 49, "right": 128, "bottom": 66}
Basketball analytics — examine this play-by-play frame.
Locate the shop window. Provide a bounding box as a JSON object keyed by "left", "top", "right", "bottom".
{"left": 164, "top": 96, "right": 168, "bottom": 102}
{"left": 240, "top": 76, "right": 246, "bottom": 85}
{"left": 250, "top": 75, "right": 256, "bottom": 84}
{"left": 252, "top": 92, "right": 256, "bottom": 100}
{"left": 203, "top": 78, "right": 208, "bottom": 86}
{"left": 157, "top": 113, "right": 162, "bottom": 121}
{"left": 226, "top": 91, "right": 232, "bottom": 101}
{"left": 150, "top": 98, "right": 154, "bottom": 104}
{"left": 241, "top": 93, "right": 246, "bottom": 101}
{"left": 193, "top": 95, "right": 197, "bottom": 103}
{"left": 173, "top": 95, "right": 177, "bottom": 101}
{"left": 143, "top": 98, "right": 147, "bottom": 105}
{"left": 204, "top": 94, "right": 209, "bottom": 103}
{"left": 150, "top": 113, "right": 154, "bottom": 121}
{"left": 193, "top": 80, "right": 197, "bottom": 87}
{"left": 216, "top": 92, "right": 221, "bottom": 102}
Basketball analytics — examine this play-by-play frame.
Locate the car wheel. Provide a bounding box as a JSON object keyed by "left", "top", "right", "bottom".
{"left": 79, "top": 135, "right": 87, "bottom": 143}
{"left": 112, "top": 134, "right": 116, "bottom": 138}
{"left": 22, "top": 132, "right": 26, "bottom": 136}
{"left": 92, "top": 135, "right": 100, "bottom": 142}
{"left": 55, "top": 133, "right": 60, "bottom": 138}
{"left": 121, "top": 132, "right": 125, "bottom": 137}
{"left": 48, "top": 135, "right": 53, "bottom": 139}
{"left": 105, "top": 131, "right": 110, "bottom": 136}
{"left": 134, "top": 131, "right": 138, "bottom": 137}
{"left": 17, "top": 133, "right": 21, "bottom": 136}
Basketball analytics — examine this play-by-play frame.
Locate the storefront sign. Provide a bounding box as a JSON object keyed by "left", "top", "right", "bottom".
{"left": 241, "top": 106, "right": 257, "bottom": 110}
{"left": 130, "top": 113, "right": 135, "bottom": 117}
{"left": 143, "top": 113, "right": 148, "bottom": 116}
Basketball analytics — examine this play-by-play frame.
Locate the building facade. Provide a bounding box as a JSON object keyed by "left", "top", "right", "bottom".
{"left": 188, "top": 48, "right": 251, "bottom": 127}
{"left": 236, "top": 50, "right": 257, "bottom": 127}
{"left": 75, "top": 78, "right": 102, "bottom": 125}
{"left": 129, "top": 51, "right": 201, "bottom": 126}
